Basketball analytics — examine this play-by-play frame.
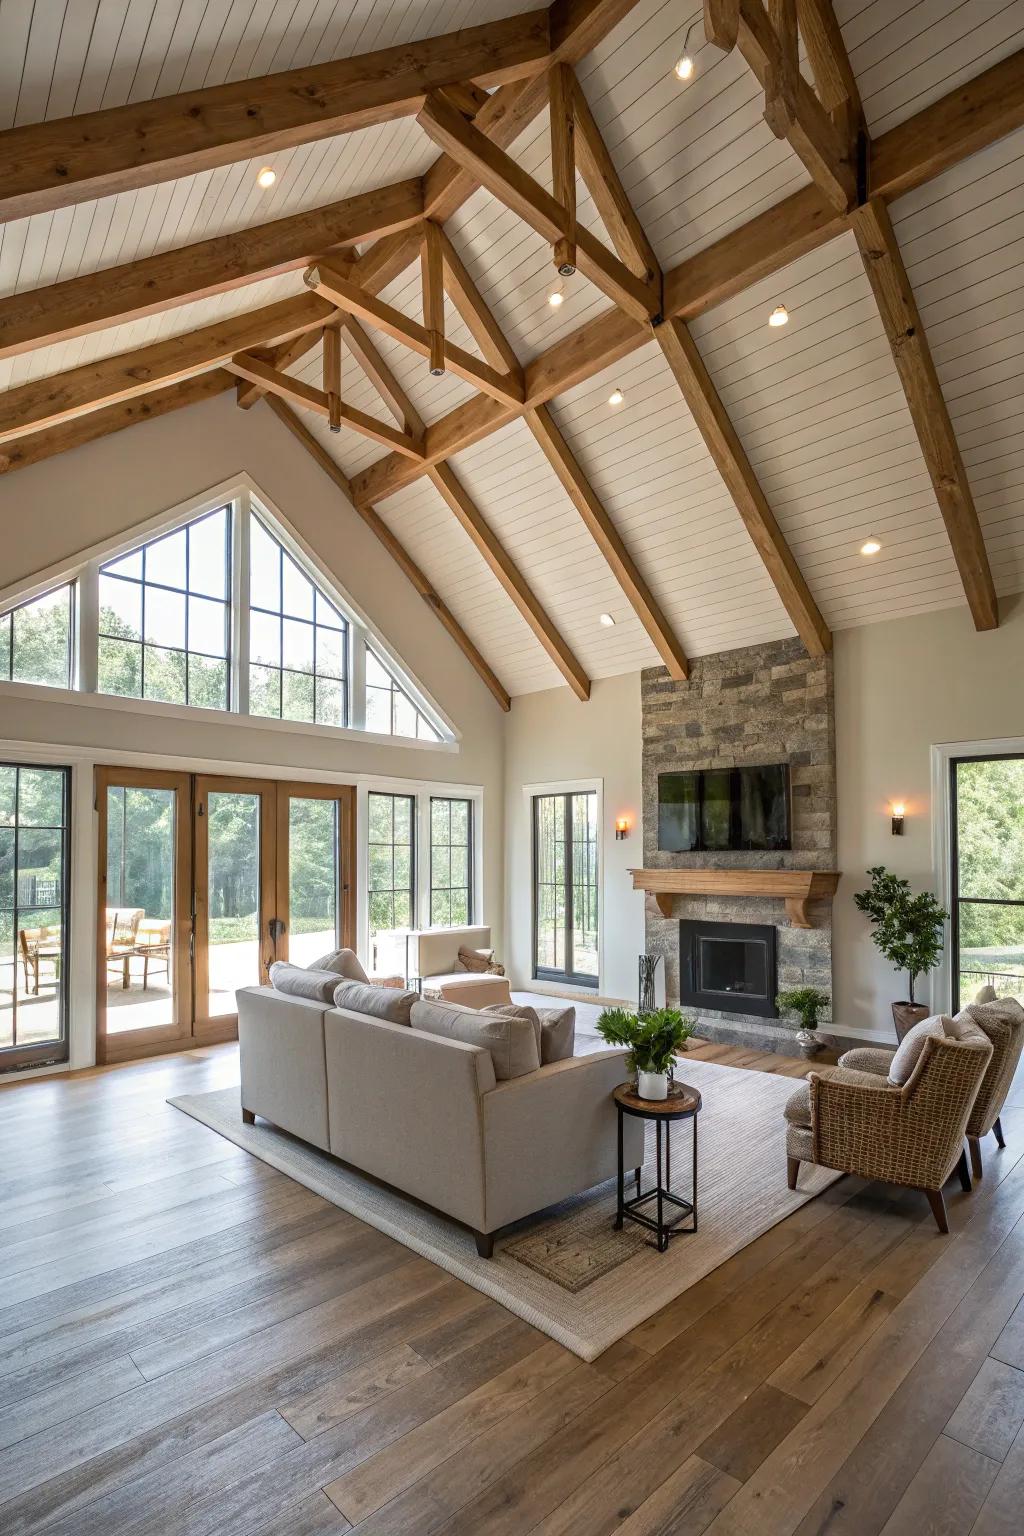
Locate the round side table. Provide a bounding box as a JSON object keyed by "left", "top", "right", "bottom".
{"left": 613, "top": 1080, "right": 702, "bottom": 1252}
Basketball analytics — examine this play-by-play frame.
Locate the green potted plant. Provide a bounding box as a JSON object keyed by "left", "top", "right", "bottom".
{"left": 595, "top": 1006, "right": 696, "bottom": 1100}
{"left": 776, "top": 986, "right": 831, "bottom": 1057}
{"left": 854, "top": 866, "right": 948, "bottom": 1038}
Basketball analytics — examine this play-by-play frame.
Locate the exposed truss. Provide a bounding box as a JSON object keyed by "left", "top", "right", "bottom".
{"left": 1, "top": 0, "right": 1022, "bottom": 700}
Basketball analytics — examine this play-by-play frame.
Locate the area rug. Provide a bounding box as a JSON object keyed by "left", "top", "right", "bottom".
{"left": 170, "top": 1059, "right": 841, "bottom": 1360}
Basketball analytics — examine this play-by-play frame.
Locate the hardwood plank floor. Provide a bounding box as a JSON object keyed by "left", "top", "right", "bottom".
{"left": 0, "top": 1040, "right": 1020, "bottom": 1535}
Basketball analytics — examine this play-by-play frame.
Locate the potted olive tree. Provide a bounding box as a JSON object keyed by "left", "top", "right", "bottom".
{"left": 854, "top": 866, "right": 947, "bottom": 1039}
{"left": 595, "top": 1006, "right": 696, "bottom": 1100}
{"left": 776, "top": 986, "right": 831, "bottom": 1058}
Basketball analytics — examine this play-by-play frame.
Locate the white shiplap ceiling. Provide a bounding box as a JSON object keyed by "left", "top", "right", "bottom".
{"left": 1, "top": 0, "right": 1024, "bottom": 697}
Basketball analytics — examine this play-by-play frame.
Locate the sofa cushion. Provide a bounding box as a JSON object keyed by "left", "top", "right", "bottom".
{"left": 332, "top": 978, "right": 416, "bottom": 1026}
{"left": 268, "top": 962, "right": 339, "bottom": 1003}
{"left": 484, "top": 1003, "right": 542, "bottom": 1059}
{"left": 410, "top": 996, "right": 540, "bottom": 1080}
{"left": 887, "top": 1014, "right": 951, "bottom": 1086}
{"left": 538, "top": 1004, "right": 576, "bottom": 1063}
{"left": 309, "top": 948, "right": 369, "bottom": 982}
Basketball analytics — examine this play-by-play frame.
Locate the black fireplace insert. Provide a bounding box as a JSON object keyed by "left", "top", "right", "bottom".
{"left": 679, "top": 919, "right": 778, "bottom": 1018}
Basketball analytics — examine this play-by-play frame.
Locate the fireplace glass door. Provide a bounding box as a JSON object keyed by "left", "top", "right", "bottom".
{"left": 679, "top": 919, "right": 778, "bottom": 1018}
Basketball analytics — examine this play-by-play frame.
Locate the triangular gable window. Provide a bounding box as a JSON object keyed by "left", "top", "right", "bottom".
{"left": 366, "top": 650, "right": 441, "bottom": 741}
{"left": 0, "top": 584, "right": 73, "bottom": 689}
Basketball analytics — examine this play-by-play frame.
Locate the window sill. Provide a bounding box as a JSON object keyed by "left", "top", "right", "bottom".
{"left": 0, "top": 679, "right": 459, "bottom": 752}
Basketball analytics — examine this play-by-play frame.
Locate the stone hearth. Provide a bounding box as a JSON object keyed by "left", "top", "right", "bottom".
{"left": 641, "top": 637, "right": 836, "bottom": 1052}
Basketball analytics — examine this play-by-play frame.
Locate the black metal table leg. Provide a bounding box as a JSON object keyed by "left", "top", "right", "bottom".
{"left": 615, "top": 1105, "right": 624, "bottom": 1229}
{"left": 612, "top": 1081, "right": 701, "bottom": 1252}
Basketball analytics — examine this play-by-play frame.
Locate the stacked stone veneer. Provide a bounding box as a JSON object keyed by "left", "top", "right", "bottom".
{"left": 641, "top": 637, "right": 836, "bottom": 1049}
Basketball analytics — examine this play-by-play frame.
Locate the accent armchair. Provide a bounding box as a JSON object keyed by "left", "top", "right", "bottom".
{"left": 784, "top": 1014, "right": 993, "bottom": 1232}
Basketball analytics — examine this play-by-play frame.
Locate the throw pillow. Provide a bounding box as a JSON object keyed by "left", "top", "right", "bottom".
{"left": 410, "top": 996, "right": 540, "bottom": 1079}
{"left": 269, "top": 962, "right": 339, "bottom": 1004}
{"left": 309, "top": 948, "right": 369, "bottom": 983}
{"left": 887, "top": 1014, "right": 952, "bottom": 1086}
{"left": 483, "top": 1002, "right": 542, "bottom": 1059}
{"left": 458, "top": 945, "right": 506, "bottom": 977}
{"left": 538, "top": 1003, "right": 575, "bottom": 1063}
{"left": 974, "top": 983, "right": 998, "bottom": 1005}
{"left": 332, "top": 978, "right": 416, "bottom": 1026}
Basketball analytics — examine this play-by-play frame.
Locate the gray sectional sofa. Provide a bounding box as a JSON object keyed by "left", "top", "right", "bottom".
{"left": 236, "top": 981, "right": 642, "bottom": 1256}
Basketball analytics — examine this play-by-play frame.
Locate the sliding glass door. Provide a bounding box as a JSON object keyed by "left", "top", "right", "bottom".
{"left": 1, "top": 762, "right": 71, "bottom": 1070}
{"left": 533, "top": 790, "right": 599, "bottom": 988}
{"left": 951, "top": 754, "right": 1024, "bottom": 1010}
{"left": 97, "top": 769, "right": 354, "bottom": 1062}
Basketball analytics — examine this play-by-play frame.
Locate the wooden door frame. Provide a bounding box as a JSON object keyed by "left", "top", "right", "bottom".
{"left": 193, "top": 775, "right": 278, "bottom": 1039}
{"left": 275, "top": 782, "right": 357, "bottom": 960}
{"left": 95, "top": 766, "right": 193, "bottom": 1065}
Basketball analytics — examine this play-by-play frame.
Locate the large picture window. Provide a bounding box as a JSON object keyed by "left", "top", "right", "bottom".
{"left": 248, "top": 516, "right": 348, "bottom": 727}
{"left": 98, "top": 507, "right": 230, "bottom": 709}
{"left": 951, "top": 754, "right": 1024, "bottom": 1010}
{"left": 0, "top": 762, "right": 71, "bottom": 1069}
{"left": 430, "top": 797, "right": 473, "bottom": 926}
{"left": 367, "top": 792, "right": 415, "bottom": 974}
{"left": 533, "top": 789, "right": 598, "bottom": 987}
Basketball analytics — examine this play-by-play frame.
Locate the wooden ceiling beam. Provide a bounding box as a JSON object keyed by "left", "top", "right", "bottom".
{"left": 235, "top": 323, "right": 335, "bottom": 410}
{"left": 437, "top": 229, "right": 524, "bottom": 383}
{"left": 427, "top": 461, "right": 591, "bottom": 700}
{"left": 338, "top": 317, "right": 427, "bottom": 439}
{"left": 0, "top": 373, "right": 235, "bottom": 475}
{"left": 304, "top": 259, "right": 525, "bottom": 407}
{"left": 549, "top": 63, "right": 577, "bottom": 274}
{"left": 797, "top": 0, "right": 862, "bottom": 117}
{"left": 353, "top": 47, "right": 1024, "bottom": 509}
{"left": 0, "top": 12, "right": 551, "bottom": 224}
{"left": 0, "top": 292, "right": 332, "bottom": 443}
{"left": 264, "top": 396, "right": 511, "bottom": 712}
{"left": 571, "top": 77, "right": 658, "bottom": 281}
{"left": 226, "top": 352, "right": 426, "bottom": 459}
{"left": 0, "top": 180, "right": 420, "bottom": 363}
{"left": 526, "top": 404, "right": 689, "bottom": 678}
{"left": 421, "top": 221, "right": 446, "bottom": 377}
{"left": 417, "top": 89, "right": 659, "bottom": 323}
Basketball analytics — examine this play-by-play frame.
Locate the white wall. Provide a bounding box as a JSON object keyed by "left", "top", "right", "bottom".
{"left": 0, "top": 393, "right": 507, "bottom": 1067}
{"left": 833, "top": 595, "right": 1024, "bottom": 1034}
{"left": 503, "top": 673, "right": 644, "bottom": 1003}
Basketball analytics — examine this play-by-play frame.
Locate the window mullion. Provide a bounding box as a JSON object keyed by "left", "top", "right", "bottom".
{"left": 234, "top": 495, "right": 250, "bottom": 715}
{"left": 78, "top": 562, "right": 99, "bottom": 693}
{"left": 350, "top": 628, "right": 367, "bottom": 730}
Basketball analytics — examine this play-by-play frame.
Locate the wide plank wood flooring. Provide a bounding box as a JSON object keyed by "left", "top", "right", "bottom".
{"left": 0, "top": 1038, "right": 1021, "bottom": 1535}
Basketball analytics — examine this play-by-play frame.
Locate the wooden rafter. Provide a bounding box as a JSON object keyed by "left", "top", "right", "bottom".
{"left": 427, "top": 461, "right": 591, "bottom": 701}
{"left": 225, "top": 353, "right": 426, "bottom": 460}
{"left": 322, "top": 326, "right": 342, "bottom": 433}
{"left": 421, "top": 222, "right": 447, "bottom": 377}
{"left": 0, "top": 293, "right": 332, "bottom": 444}
{"left": 338, "top": 317, "right": 427, "bottom": 439}
{"left": 764, "top": 0, "right": 799, "bottom": 140}
{"left": 265, "top": 397, "right": 511, "bottom": 712}
{"left": 571, "top": 79, "right": 657, "bottom": 281}
{"left": 0, "top": 12, "right": 551, "bottom": 223}
{"left": 352, "top": 50, "right": 1024, "bottom": 509}
{"left": 549, "top": 63, "right": 577, "bottom": 274}
{"left": 438, "top": 230, "right": 524, "bottom": 384}
{"left": 0, "top": 181, "right": 421, "bottom": 363}
{"left": 797, "top": 0, "right": 862, "bottom": 117}
{"left": 417, "top": 89, "right": 659, "bottom": 323}
{"left": 304, "top": 260, "right": 525, "bottom": 407}
{"left": 526, "top": 404, "right": 689, "bottom": 678}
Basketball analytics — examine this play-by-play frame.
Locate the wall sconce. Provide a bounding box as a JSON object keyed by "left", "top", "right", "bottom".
{"left": 891, "top": 802, "right": 905, "bottom": 836}
{"left": 615, "top": 816, "right": 631, "bottom": 841}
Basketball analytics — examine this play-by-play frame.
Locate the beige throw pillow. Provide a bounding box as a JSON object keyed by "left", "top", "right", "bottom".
{"left": 269, "top": 962, "right": 339, "bottom": 1004}
{"left": 538, "top": 1004, "right": 576, "bottom": 1063}
{"left": 310, "top": 948, "right": 369, "bottom": 983}
{"left": 411, "top": 996, "right": 540, "bottom": 1079}
{"left": 458, "top": 945, "right": 505, "bottom": 977}
{"left": 332, "top": 978, "right": 416, "bottom": 1026}
{"left": 887, "top": 1014, "right": 952, "bottom": 1086}
{"left": 484, "top": 1003, "right": 542, "bottom": 1059}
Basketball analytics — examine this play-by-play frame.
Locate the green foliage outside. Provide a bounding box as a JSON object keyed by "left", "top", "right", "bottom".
{"left": 596, "top": 1006, "right": 697, "bottom": 1074}
{"left": 854, "top": 866, "right": 947, "bottom": 1003}
{"left": 776, "top": 986, "right": 831, "bottom": 1031}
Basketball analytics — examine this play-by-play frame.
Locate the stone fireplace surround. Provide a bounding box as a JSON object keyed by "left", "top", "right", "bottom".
{"left": 641, "top": 637, "right": 837, "bottom": 1053}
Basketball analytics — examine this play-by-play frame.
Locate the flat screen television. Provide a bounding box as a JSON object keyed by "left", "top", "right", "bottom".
{"left": 658, "top": 764, "right": 791, "bottom": 852}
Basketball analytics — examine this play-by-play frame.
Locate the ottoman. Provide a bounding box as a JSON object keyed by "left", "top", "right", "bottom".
{"left": 436, "top": 974, "right": 512, "bottom": 1009}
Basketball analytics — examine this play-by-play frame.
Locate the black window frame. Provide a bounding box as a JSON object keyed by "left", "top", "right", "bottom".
{"left": 0, "top": 761, "right": 72, "bottom": 1072}
{"left": 366, "top": 791, "right": 417, "bottom": 939}
{"left": 429, "top": 796, "right": 474, "bottom": 928}
{"left": 531, "top": 789, "right": 599, "bottom": 989}
{"left": 950, "top": 750, "right": 1024, "bottom": 1012}
{"left": 0, "top": 583, "right": 76, "bottom": 690}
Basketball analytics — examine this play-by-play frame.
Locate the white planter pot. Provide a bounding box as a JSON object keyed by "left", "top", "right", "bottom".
{"left": 637, "top": 1070, "right": 669, "bottom": 1101}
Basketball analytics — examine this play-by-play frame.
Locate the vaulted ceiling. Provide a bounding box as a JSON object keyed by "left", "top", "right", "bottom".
{"left": 1, "top": 0, "right": 1023, "bottom": 708}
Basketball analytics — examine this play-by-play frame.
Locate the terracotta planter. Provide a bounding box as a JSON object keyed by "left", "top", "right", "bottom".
{"left": 892, "top": 1001, "right": 929, "bottom": 1041}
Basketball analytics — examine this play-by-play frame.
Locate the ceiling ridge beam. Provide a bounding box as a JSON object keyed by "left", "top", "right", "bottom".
{"left": 350, "top": 48, "right": 1024, "bottom": 509}
{"left": 427, "top": 461, "right": 591, "bottom": 700}
{"left": 526, "top": 403, "right": 689, "bottom": 678}
{"left": 0, "top": 11, "right": 552, "bottom": 224}
{"left": 226, "top": 352, "right": 426, "bottom": 459}
{"left": 0, "top": 292, "right": 333, "bottom": 443}
{"left": 263, "top": 396, "right": 511, "bottom": 712}
{"left": 0, "top": 181, "right": 422, "bottom": 364}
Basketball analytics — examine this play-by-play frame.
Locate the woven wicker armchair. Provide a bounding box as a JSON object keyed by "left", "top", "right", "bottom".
{"left": 840, "top": 996, "right": 1024, "bottom": 1181}
{"left": 785, "top": 1022, "right": 993, "bottom": 1233}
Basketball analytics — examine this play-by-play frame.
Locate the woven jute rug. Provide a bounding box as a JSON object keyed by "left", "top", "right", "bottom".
{"left": 170, "top": 1059, "right": 841, "bottom": 1360}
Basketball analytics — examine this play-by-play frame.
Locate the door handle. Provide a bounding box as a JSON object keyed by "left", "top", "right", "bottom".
{"left": 268, "top": 917, "right": 286, "bottom": 943}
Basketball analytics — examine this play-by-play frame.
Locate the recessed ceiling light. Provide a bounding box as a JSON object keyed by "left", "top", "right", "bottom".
{"left": 673, "top": 53, "right": 694, "bottom": 81}
{"left": 608, "top": 387, "right": 624, "bottom": 407}
{"left": 548, "top": 288, "right": 564, "bottom": 308}
{"left": 256, "top": 166, "right": 277, "bottom": 189}
{"left": 599, "top": 613, "right": 616, "bottom": 627}
{"left": 768, "top": 304, "right": 789, "bottom": 328}
{"left": 860, "top": 537, "right": 882, "bottom": 556}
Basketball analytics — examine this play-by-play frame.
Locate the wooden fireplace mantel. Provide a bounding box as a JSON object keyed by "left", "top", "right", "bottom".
{"left": 629, "top": 868, "right": 841, "bottom": 928}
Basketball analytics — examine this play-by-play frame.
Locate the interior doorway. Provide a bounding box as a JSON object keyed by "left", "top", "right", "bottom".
{"left": 96, "top": 768, "right": 354, "bottom": 1063}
